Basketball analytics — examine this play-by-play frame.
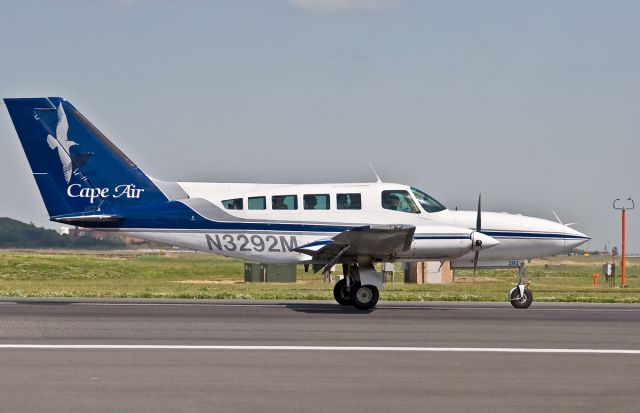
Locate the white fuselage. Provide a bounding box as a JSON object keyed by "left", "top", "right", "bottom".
{"left": 123, "top": 181, "right": 589, "bottom": 265}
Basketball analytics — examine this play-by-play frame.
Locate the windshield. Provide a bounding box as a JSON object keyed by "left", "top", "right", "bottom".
{"left": 410, "top": 187, "right": 447, "bottom": 213}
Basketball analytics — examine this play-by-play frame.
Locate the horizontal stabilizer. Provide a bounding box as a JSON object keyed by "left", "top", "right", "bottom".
{"left": 52, "top": 214, "right": 122, "bottom": 225}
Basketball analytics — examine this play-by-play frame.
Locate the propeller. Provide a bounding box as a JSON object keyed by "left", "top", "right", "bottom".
{"left": 469, "top": 194, "right": 499, "bottom": 281}
{"left": 472, "top": 194, "right": 482, "bottom": 280}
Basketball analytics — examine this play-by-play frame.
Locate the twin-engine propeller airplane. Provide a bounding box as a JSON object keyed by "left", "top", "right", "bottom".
{"left": 4, "top": 97, "right": 590, "bottom": 310}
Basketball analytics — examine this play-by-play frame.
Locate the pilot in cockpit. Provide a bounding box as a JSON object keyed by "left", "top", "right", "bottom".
{"left": 382, "top": 193, "right": 401, "bottom": 211}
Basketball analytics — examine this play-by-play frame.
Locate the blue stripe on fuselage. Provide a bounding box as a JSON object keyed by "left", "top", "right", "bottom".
{"left": 72, "top": 201, "right": 589, "bottom": 241}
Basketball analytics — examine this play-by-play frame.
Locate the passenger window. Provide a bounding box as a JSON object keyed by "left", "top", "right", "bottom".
{"left": 381, "top": 190, "right": 420, "bottom": 213}
{"left": 222, "top": 198, "right": 243, "bottom": 210}
{"left": 272, "top": 195, "right": 298, "bottom": 210}
{"left": 248, "top": 196, "right": 266, "bottom": 210}
{"left": 304, "top": 194, "right": 330, "bottom": 210}
{"left": 337, "top": 193, "right": 361, "bottom": 210}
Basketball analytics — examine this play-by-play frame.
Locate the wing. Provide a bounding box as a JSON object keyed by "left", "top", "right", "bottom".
{"left": 59, "top": 150, "right": 73, "bottom": 182}
{"left": 295, "top": 224, "right": 416, "bottom": 273}
{"left": 55, "top": 103, "right": 69, "bottom": 142}
{"left": 46, "top": 135, "right": 58, "bottom": 150}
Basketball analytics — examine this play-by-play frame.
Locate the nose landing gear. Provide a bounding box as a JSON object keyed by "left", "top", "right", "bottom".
{"left": 509, "top": 263, "right": 533, "bottom": 309}
{"left": 510, "top": 284, "right": 533, "bottom": 308}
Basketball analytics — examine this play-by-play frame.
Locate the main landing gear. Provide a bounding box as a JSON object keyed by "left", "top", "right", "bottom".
{"left": 333, "top": 264, "right": 380, "bottom": 310}
{"left": 509, "top": 263, "right": 533, "bottom": 309}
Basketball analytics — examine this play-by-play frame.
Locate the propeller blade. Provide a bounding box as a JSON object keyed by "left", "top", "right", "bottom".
{"left": 473, "top": 194, "right": 482, "bottom": 282}
{"left": 473, "top": 250, "right": 479, "bottom": 280}
{"left": 476, "top": 193, "right": 482, "bottom": 232}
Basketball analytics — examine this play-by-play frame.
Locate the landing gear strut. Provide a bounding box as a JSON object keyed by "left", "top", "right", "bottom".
{"left": 509, "top": 263, "right": 533, "bottom": 309}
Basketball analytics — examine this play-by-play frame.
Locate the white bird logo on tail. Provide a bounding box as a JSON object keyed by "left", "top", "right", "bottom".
{"left": 46, "top": 103, "right": 77, "bottom": 183}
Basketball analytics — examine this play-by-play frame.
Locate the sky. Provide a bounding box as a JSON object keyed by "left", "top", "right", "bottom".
{"left": 0, "top": 0, "right": 639, "bottom": 252}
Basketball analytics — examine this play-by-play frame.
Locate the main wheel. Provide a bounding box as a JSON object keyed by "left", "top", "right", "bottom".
{"left": 351, "top": 283, "right": 379, "bottom": 310}
{"left": 510, "top": 287, "right": 533, "bottom": 309}
{"left": 333, "top": 279, "right": 353, "bottom": 306}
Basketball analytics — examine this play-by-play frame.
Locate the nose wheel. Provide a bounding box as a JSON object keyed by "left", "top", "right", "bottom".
{"left": 510, "top": 286, "right": 533, "bottom": 309}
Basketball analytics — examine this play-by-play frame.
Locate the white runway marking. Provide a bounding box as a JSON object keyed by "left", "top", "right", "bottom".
{"left": 0, "top": 345, "right": 638, "bottom": 354}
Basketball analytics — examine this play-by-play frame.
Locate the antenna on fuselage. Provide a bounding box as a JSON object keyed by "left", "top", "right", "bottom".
{"left": 369, "top": 163, "right": 382, "bottom": 183}
{"left": 552, "top": 210, "right": 577, "bottom": 227}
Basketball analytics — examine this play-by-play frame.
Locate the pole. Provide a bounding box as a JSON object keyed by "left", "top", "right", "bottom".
{"left": 614, "top": 197, "right": 634, "bottom": 289}
{"left": 622, "top": 208, "right": 626, "bottom": 288}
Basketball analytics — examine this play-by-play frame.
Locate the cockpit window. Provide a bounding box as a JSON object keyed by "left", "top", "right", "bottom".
{"left": 410, "top": 187, "right": 446, "bottom": 213}
{"left": 381, "top": 190, "right": 420, "bottom": 213}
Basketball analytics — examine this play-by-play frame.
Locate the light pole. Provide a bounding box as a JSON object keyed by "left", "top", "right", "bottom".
{"left": 613, "top": 197, "right": 634, "bottom": 288}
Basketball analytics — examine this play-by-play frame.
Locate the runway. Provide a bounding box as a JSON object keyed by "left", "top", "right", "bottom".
{"left": 0, "top": 299, "right": 639, "bottom": 413}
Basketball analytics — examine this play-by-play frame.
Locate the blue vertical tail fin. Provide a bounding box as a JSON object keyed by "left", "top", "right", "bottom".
{"left": 4, "top": 97, "right": 169, "bottom": 219}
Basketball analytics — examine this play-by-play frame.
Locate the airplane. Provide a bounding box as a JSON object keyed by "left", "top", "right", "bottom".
{"left": 3, "top": 97, "right": 590, "bottom": 310}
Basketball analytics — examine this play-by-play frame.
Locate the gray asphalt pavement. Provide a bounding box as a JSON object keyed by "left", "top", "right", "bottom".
{"left": 0, "top": 299, "right": 639, "bottom": 413}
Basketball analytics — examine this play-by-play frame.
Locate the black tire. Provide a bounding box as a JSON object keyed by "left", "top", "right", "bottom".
{"left": 510, "top": 287, "right": 533, "bottom": 309}
{"left": 351, "top": 283, "right": 379, "bottom": 310}
{"left": 333, "top": 279, "right": 353, "bottom": 306}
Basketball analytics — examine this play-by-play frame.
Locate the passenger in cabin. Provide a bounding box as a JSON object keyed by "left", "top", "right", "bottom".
{"left": 337, "top": 193, "right": 361, "bottom": 210}
{"left": 304, "top": 196, "right": 317, "bottom": 210}
{"left": 272, "top": 196, "right": 287, "bottom": 210}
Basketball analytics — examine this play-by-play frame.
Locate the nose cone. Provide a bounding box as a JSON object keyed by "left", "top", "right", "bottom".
{"left": 564, "top": 226, "right": 591, "bottom": 252}
{"left": 472, "top": 231, "right": 500, "bottom": 249}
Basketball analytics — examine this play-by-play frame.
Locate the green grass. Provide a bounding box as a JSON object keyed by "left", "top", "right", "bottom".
{"left": 0, "top": 249, "right": 639, "bottom": 303}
